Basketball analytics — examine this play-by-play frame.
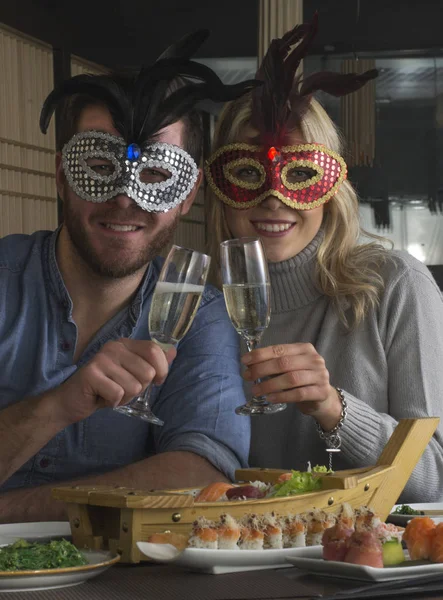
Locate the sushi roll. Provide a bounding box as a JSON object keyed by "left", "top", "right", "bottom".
{"left": 239, "top": 514, "right": 265, "bottom": 550}
{"left": 430, "top": 522, "right": 443, "bottom": 563}
{"left": 281, "top": 515, "right": 307, "bottom": 548}
{"left": 403, "top": 516, "right": 436, "bottom": 560}
{"left": 343, "top": 530, "right": 383, "bottom": 568}
{"left": 336, "top": 503, "right": 356, "bottom": 529}
{"left": 322, "top": 520, "right": 354, "bottom": 561}
{"left": 354, "top": 506, "right": 381, "bottom": 532}
{"left": 216, "top": 514, "right": 241, "bottom": 549}
{"left": 306, "top": 510, "right": 336, "bottom": 546}
{"left": 188, "top": 517, "right": 218, "bottom": 549}
{"left": 262, "top": 512, "right": 283, "bottom": 549}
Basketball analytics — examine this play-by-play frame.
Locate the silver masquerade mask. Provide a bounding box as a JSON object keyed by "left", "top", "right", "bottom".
{"left": 62, "top": 130, "right": 199, "bottom": 213}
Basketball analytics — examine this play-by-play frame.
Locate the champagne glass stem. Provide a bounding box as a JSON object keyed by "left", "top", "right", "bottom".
{"left": 245, "top": 338, "right": 267, "bottom": 406}
{"left": 116, "top": 384, "right": 164, "bottom": 426}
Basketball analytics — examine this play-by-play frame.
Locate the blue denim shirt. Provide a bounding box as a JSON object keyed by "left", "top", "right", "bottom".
{"left": 0, "top": 229, "right": 250, "bottom": 491}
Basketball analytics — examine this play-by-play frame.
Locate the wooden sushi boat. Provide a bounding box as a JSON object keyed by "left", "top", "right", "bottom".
{"left": 52, "top": 417, "right": 439, "bottom": 563}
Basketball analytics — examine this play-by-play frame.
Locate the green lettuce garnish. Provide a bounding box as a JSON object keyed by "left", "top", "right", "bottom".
{"left": 312, "top": 465, "right": 332, "bottom": 474}
{"left": 270, "top": 466, "right": 331, "bottom": 498}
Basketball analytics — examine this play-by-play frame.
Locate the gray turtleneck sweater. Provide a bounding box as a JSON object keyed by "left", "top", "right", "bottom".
{"left": 248, "top": 233, "right": 443, "bottom": 503}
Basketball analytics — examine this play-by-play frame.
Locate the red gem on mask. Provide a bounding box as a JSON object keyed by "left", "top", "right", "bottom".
{"left": 267, "top": 147, "right": 280, "bottom": 162}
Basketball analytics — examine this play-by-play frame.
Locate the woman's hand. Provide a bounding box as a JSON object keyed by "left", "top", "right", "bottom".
{"left": 242, "top": 343, "right": 342, "bottom": 431}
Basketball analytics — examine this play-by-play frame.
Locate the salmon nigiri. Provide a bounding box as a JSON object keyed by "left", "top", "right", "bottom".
{"left": 403, "top": 517, "right": 436, "bottom": 561}
{"left": 195, "top": 482, "right": 234, "bottom": 502}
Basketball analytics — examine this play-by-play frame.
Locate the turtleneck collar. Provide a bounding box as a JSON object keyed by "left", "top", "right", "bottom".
{"left": 268, "top": 229, "right": 324, "bottom": 312}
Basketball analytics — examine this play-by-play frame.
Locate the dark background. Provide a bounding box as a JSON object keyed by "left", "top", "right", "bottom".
{"left": 0, "top": 0, "right": 442, "bottom": 68}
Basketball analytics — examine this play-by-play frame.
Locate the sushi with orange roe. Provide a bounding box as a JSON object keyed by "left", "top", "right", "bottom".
{"left": 403, "top": 516, "right": 436, "bottom": 560}
{"left": 216, "top": 513, "right": 241, "bottom": 549}
{"left": 188, "top": 517, "right": 218, "bottom": 549}
{"left": 281, "top": 515, "right": 307, "bottom": 548}
{"left": 239, "top": 514, "right": 264, "bottom": 550}
{"left": 262, "top": 513, "right": 283, "bottom": 549}
{"left": 430, "top": 522, "right": 443, "bottom": 563}
{"left": 194, "top": 482, "right": 234, "bottom": 502}
{"left": 306, "top": 510, "right": 336, "bottom": 546}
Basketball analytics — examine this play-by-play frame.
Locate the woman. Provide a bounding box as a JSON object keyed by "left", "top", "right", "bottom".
{"left": 205, "top": 18, "right": 443, "bottom": 502}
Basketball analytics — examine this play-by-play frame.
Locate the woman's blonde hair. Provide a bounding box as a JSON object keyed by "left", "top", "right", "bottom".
{"left": 206, "top": 93, "right": 391, "bottom": 329}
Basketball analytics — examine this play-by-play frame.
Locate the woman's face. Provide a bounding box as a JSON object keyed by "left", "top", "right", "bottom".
{"left": 223, "top": 127, "right": 324, "bottom": 263}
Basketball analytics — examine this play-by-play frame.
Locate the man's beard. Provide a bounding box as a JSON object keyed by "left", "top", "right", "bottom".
{"left": 63, "top": 199, "right": 180, "bottom": 279}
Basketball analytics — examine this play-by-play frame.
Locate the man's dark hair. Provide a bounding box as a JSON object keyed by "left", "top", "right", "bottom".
{"left": 55, "top": 72, "right": 203, "bottom": 164}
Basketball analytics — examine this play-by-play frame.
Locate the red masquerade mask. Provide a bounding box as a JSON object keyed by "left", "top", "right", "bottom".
{"left": 205, "top": 142, "right": 347, "bottom": 210}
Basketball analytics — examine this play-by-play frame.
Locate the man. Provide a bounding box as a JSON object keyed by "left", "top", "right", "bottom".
{"left": 0, "top": 32, "right": 257, "bottom": 523}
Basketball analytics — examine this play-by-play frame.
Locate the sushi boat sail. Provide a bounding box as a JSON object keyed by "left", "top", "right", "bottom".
{"left": 52, "top": 418, "right": 439, "bottom": 563}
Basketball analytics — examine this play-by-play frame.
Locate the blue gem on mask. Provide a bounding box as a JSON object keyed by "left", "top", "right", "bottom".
{"left": 127, "top": 143, "right": 141, "bottom": 160}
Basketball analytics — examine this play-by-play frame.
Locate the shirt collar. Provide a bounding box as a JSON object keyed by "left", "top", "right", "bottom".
{"left": 44, "top": 226, "right": 157, "bottom": 322}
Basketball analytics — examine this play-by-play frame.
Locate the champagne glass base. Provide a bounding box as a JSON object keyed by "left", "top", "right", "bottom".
{"left": 235, "top": 402, "right": 287, "bottom": 416}
{"left": 115, "top": 404, "right": 164, "bottom": 426}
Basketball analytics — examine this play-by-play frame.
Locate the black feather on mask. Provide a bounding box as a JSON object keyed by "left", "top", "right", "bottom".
{"left": 40, "top": 30, "right": 261, "bottom": 146}
{"left": 251, "top": 13, "right": 378, "bottom": 147}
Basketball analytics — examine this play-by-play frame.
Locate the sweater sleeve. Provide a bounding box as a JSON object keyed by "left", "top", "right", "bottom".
{"left": 338, "top": 257, "right": 443, "bottom": 502}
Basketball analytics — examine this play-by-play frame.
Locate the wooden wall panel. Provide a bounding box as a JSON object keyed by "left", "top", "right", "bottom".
{"left": 0, "top": 24, "right": 56, "bottom": 235}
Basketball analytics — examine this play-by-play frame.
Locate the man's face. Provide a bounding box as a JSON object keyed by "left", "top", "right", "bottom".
{"left": 56, "top": 104, "right": 200, "bottom": 279}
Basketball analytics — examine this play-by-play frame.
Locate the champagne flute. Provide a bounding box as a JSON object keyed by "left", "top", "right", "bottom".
{"left": 220, "top": 237, "right": 286, "bottom": 416}
{"left": 115, "top": 245, "right": 211, "bottom": 425}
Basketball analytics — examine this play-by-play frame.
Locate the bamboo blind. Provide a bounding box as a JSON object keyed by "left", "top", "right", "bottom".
{"left": 340, "top": 58, "right": 377, "bottom": 167}
{"left": 0, "top": 24, "right": 57, "bottom": 236}
{"left": 258, "top": 0, "right": 303, "bottom": 63}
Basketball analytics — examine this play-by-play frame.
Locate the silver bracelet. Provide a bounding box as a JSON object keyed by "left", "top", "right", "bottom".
{"left": 316, "top": 387, "right": 347, "bottom": 450}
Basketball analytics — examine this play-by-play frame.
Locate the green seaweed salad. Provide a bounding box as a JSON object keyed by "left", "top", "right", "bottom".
{"left": 0, "top": 539, "right": 87, "bottom": 571}
{"left": 392, "top": 504, "right": 425, "bottom": 516}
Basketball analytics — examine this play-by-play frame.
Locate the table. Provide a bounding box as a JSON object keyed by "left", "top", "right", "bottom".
{"left": 2, "top": 563, "right": 443, "bottom": 600}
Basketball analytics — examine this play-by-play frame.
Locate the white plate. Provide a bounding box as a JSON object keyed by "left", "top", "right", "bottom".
{"left": 285, "top": 546, "right": 443, "bottom": 582}
{"left": 388, "top": 503, "right": 443, "bottom": 526}
{"left": 0, "top": 522, "right": 72, "bottom": 546}
{"left": 0, "top": 549, "right": 119, "bottom": 592}
{"left": 0, "top": 522, "right": 119, "bottom": 591}
{"left": 137, "top": 542, "right": 318, "bottom": 574}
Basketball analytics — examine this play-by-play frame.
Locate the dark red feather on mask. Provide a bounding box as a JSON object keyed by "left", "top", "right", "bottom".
{"left": 299, "top": 69, "right": 378, "bottom": 97}
{"left": 251, "top": 13, "right": 378, "bottom": 147}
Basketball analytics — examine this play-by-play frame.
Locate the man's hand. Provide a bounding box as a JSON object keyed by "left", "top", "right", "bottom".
{"left": 49, "top": 339, "right": 176, "bottom": 426}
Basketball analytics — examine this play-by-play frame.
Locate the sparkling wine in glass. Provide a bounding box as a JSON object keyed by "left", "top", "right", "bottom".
{"left": 221, "top": 237, "right": 286, "bottom": 416}
{"left": 115, "top": 245, "right": 211, "bottom": 425}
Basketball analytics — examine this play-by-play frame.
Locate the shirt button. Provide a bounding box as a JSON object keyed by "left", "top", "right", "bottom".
{"left": 39, "top": 458, "right": 51, "bottom": 468}
{"left": 61, "top": 341, "right": 71, "bottom": 351}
